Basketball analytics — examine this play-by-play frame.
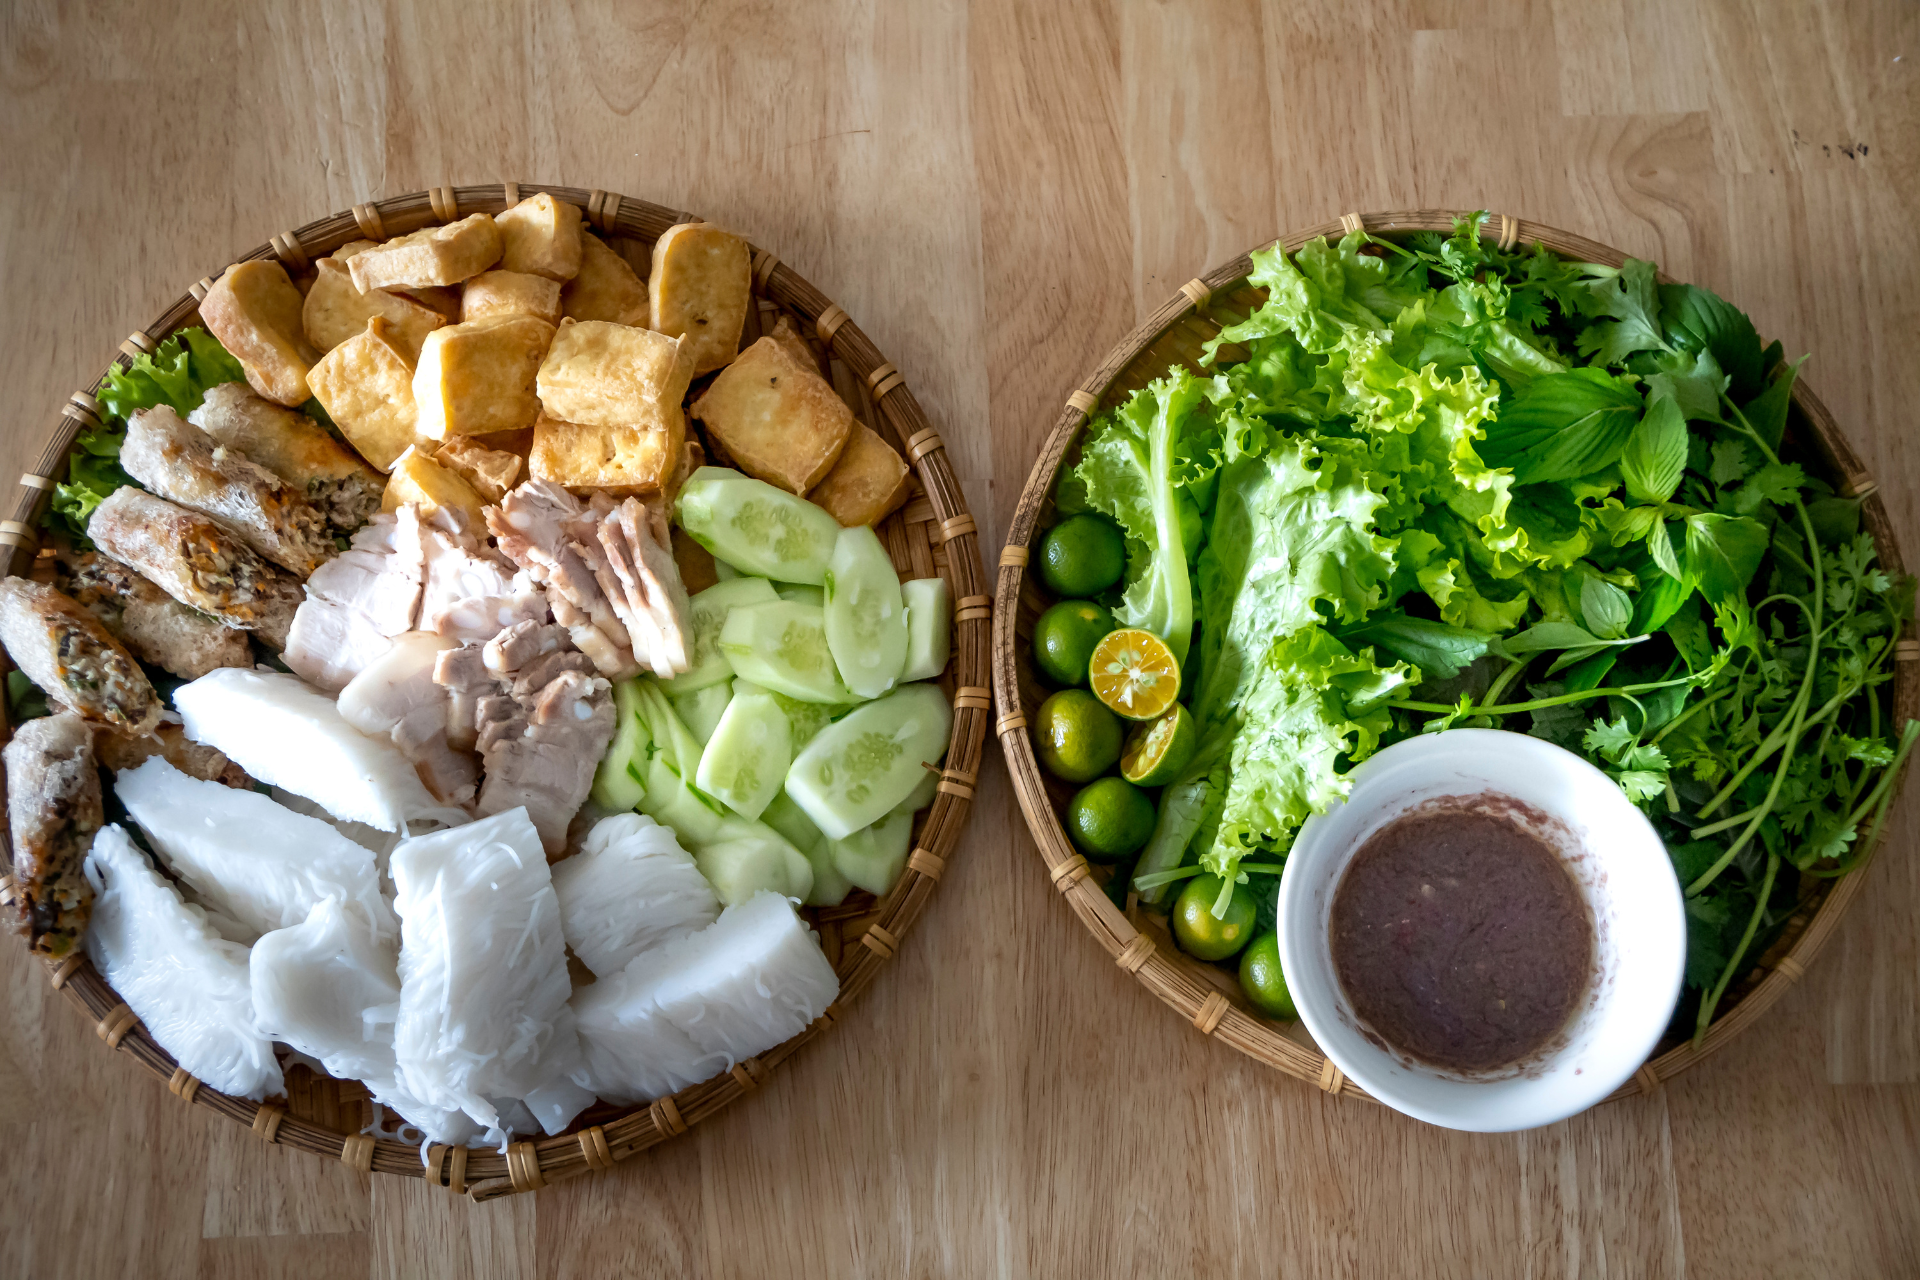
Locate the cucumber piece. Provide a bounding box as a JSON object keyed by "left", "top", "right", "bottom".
{"left": 671, "top": 681, "right": 734, "bottom": 745}
{"left": 713, "top": 558, "right": 740, "bottom": 581}
{"left": 718, "top": 601, "right": 854, "bottom": 703}
{"left": 777, "top": 583, "right": 824, "bottom": 607}
{"left": 693, "top": 685, "right": 791, "bottom": 821}
{"left": 675, "top": 467, "right": 841, "bottom": 585}
{"left": 589, "top": 678, "right": 648, "bottom": 811}
{"left": 824, "top": 525, "right": 909, "bottom": 699}
{"left": 768, "top": 689, "right": 847, "bottom": 751}
{"left": 763, "top": 790, "right": 850, "bottom": 907}
{"left": 785, "top": 683, "right": 953, "bottom": 839}
{"left": 694, "top": 829, "right": 812, "bottom": 906}
{"left": 900, "top": 577, "right": 952, "bottom": 681}
{"left": 890, "top": 765, "right": 940, "bottom": 819}
{"left": 831, "top": 809, "right": 915, "bottom": 896}
{"left": 659, "top": 577, "right": 779, "bottom": 694}
{"left": 642, "top": 755, "right": 728, "bottom": 847}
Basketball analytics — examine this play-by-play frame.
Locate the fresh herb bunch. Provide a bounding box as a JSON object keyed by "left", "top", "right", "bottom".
{"left": 46, "top": 327, "right": 245, "bottom": 542}
{"left": 1068, "top": 213, "right": 1914, "bottom": 1045}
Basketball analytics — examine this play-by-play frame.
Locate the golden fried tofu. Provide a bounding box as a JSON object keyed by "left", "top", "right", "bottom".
{"left": 347, "top": 214, "right": 503, "bottom": 292}
{"left": 302, "top": 258, "right": 445, "bottom": 360}
{"left": 476, "top": 426, "right": 535, "bottom": 462}
{"left": 381, "top": 447, "right": 489, "bottom": 527}
{"left": 648, "top": 222, "right": 751, "bottom": 376}
{"left": 529, "top": 410, "right": 683, "bottom": 496}
{"left": 306, "top": 317, "right": 421, "bottom": 470}
{"left": 768, "top": 314, "right": 820, "bottom": 372}
{"left": 461, "top": 269, "right": 562, "bottom": 326}
{"left": 690, "top": 335, "right": 853, "bottom": 493}
{"left": 331, "top": 239, "right": 379, "bottom": 261}
{"left": 560, "top": 233, "right": 649, "bottom": 325}
{"left": 809, "top": 422, "right": 912, "bottom": 527}
{"left": 495, "top": 193, "right": 584, "bottom": 281}
{"left": 199, "top": 261, "right": 319, "bottom": 407}
{"left": 431, "top": 435, "right": 522, "bottom": 504}
{"left": 535, "top": 319, "right": 692, "bottom": 431}
{"left": 413, "top": 314, "right": 554, "bottom": 439}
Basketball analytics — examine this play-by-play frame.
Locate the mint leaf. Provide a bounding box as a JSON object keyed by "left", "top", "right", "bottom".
{"left": 1684, "top": 513, "right": 1769, "bottom": 606}
{"left": 1659, "top": 282, "right": 1766, "bottom": 400}
{"left": 1481, "top": 367, "right": 1645, "bottom": 485}
{"left": 1622, "top": 395, "right": 1688, "bottom": 503}
{"left": 1742, "top": 356, "right": 1805, "bottom": 451}
{"left": 1576, "top": 259, "right": 1666, "bottom": 366}
{"left": 1580, "top": 575, "right": 1633, "bottom": 640}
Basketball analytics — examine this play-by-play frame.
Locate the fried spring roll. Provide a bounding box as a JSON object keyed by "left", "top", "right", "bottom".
{"left": 41, "top": 543, "right": 251, "bottom": 679}
{"left": 188, "top": 383, "right": 382, "bottom": 534}
{"left": 121, "top": 405, "right": 334, "bottom": 575}
{"left": 0, "top": 578, "right": 160, "bottom": 733}
{"left": 87, "top": 488, "right": 301, "bottom": 649}
{"left": 3, "top": 712, "right": 105, "bottom": 958}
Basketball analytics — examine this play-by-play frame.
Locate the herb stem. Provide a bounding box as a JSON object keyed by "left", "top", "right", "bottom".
{"left": 1387, "top": 674, "right": 1697, "bottom": 717}
{"left": 1481, "top": 656, "right": 1530, "bottom": 709}
{"left": 1804, "top": 719, "right": 1920, "bottom": 878}
{"left": 1690, "top": 804, "right": 1764, "bottom": 841}
{"left": 1693, "top": 852, "right": 1782, "bottom": 1045}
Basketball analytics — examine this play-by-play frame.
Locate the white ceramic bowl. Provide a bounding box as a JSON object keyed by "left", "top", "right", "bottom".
{"left": 1277, "top": 727, "right": 1685, "bottom": 1132}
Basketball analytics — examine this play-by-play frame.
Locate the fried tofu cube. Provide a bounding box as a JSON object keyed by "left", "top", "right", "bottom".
{"left": 495, "top": 193, "right": 584, "bottom": 281}
{"left": 690, "top": 335, "right": 853, "bottom": 494}
{"left": 430, "top": 435, "right": 522, "bottom": 504}
{"left": 199, "top": 261, "right": 319, "bottom": 407}
{"left": 397, "top": 285, "right": 462, "bottom": 321}
{"left": 347, "top": 214, "right": 503, "bottom": 292}
{"left": 461, "top": 270, "right": 562, "bottom": 326}
{"left": 809, "top": 422, "right": 912, "bottom": 527}
{"left": 648, "top": 222, "right": 751, "bottom": 376}
{"left": 381, "top": 446, "right": 488, "bottom": 526}
{"left": 331, "top": 239, "right": 380, "bottom": 261}
{"left": 412, "top": 315, "right": 554, "bottom": 440}
{"left": 536, "top": 320, "right": 693, "bottom": 428}
{"left": 302, "top": 258, "right": 445, "bottom": 360}
{"left": 560, "top": 233, "right": 649, "bottom": 325}
{"left": 529, "top": 410, "right": 683, "bottom": 496}
{"left": 768, "top": 314, "right": 821, "bottom": 373}
{"left": 306, "top": 317, "right": 422, "bottom": 470}
{"left": 474, "top": 426, "right": 535, "bottom": 462}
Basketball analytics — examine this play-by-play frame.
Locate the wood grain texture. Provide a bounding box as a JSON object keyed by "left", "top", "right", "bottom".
{"left": 0, "top": 1, "right": 1915, "bottom": 1276}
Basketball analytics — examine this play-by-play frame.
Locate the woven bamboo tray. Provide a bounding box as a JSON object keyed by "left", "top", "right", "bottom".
{"left": 0, "top": 183, "right": 989, "bottom": 1199}
{"left": 991, "top": 209, "right": 1916, "bottom": 1107}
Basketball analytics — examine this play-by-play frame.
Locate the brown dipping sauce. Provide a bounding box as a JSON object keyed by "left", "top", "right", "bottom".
{"left": 1329, "top": 799, "right": 1594, "bottom": 1074}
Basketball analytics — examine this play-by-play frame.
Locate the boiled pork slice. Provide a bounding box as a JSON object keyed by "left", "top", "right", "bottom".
{"left": 487, "top": 481, "right": 639, "bottom": 679}
{"left": 338, "top": 631, "right": 479, "bottom": 808}
{"left": 284, "top": 509, "right": 425, "bottom": 692}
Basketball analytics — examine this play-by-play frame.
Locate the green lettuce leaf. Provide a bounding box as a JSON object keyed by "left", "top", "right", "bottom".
{"left": 1072, "top": 367, "right": 1214, "bottom": 663}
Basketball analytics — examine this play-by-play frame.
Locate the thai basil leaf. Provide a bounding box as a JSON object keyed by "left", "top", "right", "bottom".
{"left": 1622, "top": 395, "right": 1688, "bottom": 503}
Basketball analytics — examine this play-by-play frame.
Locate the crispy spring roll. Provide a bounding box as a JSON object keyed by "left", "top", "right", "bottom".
{"left": 120, "top": 405, "right": 334, "bottom": 576}
{"left": 3, "top": 712, "right": 104, "bottom": 958}
{"left": 87, "top": 488, "right": 301, "bottom": 649}
{"left": 93, "top": 722, "right": 248, "bottom": 788}
{"left": 0, "top": 578, "right": 160, "bottom": 733}
{"left": 42, "top": 543, "right": 251, "bottom": 679}
{"left": 189, "top": 382, "right": 383, "bottom": 534}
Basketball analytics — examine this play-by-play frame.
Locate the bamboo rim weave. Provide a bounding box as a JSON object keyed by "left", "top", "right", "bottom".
{"left": 0, "top": 184, "right": 989, "bottom": 1199}
{"left": 991, "top": 210, "right": 1916, "bottom": 1108}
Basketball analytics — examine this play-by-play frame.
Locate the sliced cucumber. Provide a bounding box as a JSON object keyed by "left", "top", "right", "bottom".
{"left": 824, "top": 525, "right": 909, "bottom": 699}
{"left": 641, "top": 756, "right": 728, "bottom": 847}
{"left": 785, "top": 683, "right": 953, "bottom": 839}
{"left": 901, "top": 577, "right": 952, "bottom": 681}
{"left": 890, "top": 765, "right": 940, "bottom": 818}
{"left": 777, "top": 583, "right": 824, "bottom": 607}
{"left": 675, "top": 467, "right": 840, "bottom": 585}
{"left": 590, "top": 679, "right": 648, "bottom": 811}
{"left": 695, "top": 829, "right": 811, "bottom": 906}
{"left": 671, "top": 681, "right": 734, "bottom": 745}
{"left": 713, "top": 558, "right": 740, "bottom": 581}
{"left": 659, "top": 577, "right": 779, "bottom": 694}
{"left": 718, "top": 601, "right": 853, "bottom": 704}
{"left": 831, "top": 809, "right": 915, "bottom": 896}
{"left": 767, "top": 689, "right": 848, "bottom": 752}
{"left": 763, "top": 790, "right": 850, "bottom": 907}
{"left": 693, "top": 685, "right": 791, "bottom": 821}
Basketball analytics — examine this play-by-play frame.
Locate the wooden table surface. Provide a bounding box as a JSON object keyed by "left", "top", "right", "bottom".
{"left": 3, "top": 2, "right": 1918, "bottom": 1276}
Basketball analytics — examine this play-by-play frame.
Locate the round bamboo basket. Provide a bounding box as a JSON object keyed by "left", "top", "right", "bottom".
{"left": 0, "top": 183, "right": 989, "bottom": 1199}
{"left": 991, "top": 209, "right": 1916, "bottom": 1107}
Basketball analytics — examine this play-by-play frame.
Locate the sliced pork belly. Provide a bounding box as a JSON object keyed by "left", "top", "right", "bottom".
{"left": 338, "top": 631, "right": 478, "bottom": 808}
{"left": 284, "top": 508, "right": 425, "bottom": 691}
{"left": 592, "top": 497, "right": 692, "bottom": 679}
{"left": 487, "top": 481, "right": 639, "bottom": 679}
